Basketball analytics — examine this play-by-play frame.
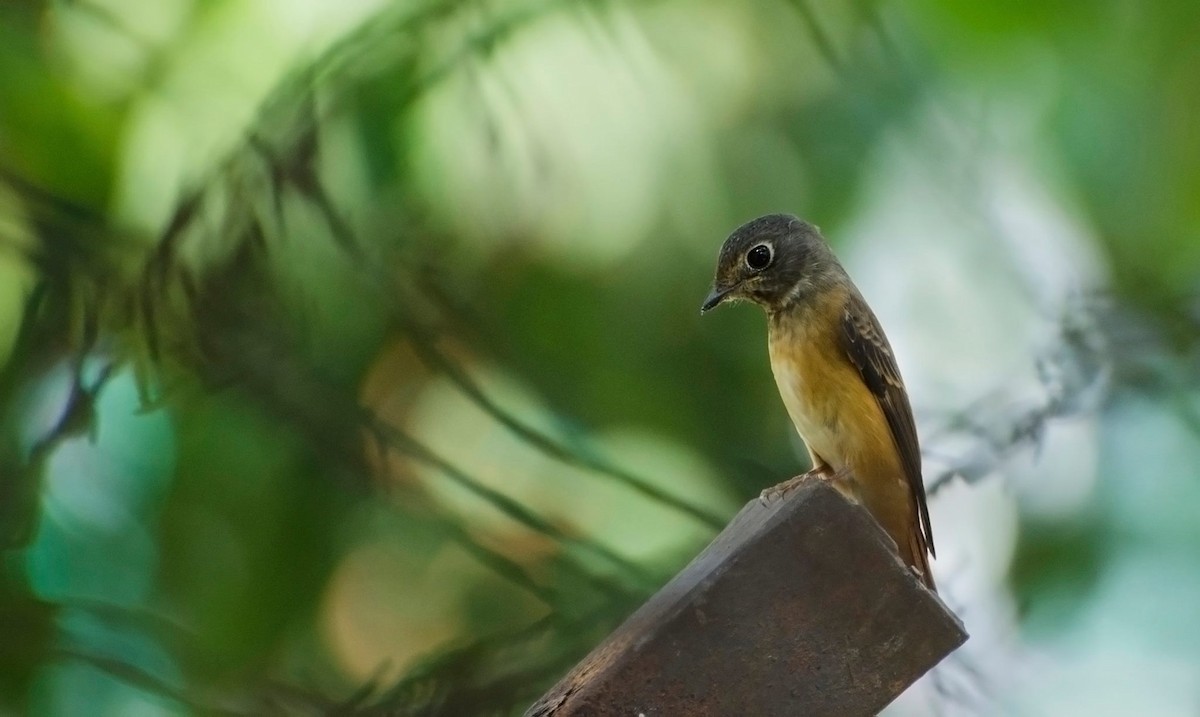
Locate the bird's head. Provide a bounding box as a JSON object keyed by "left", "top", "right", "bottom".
{"left": 700, "top": 213, "right": 843, "bottom": 315}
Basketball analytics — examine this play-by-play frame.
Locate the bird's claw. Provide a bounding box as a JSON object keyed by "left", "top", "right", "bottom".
{"left": 758, "top": 467, "right": 832, "bottom": 506}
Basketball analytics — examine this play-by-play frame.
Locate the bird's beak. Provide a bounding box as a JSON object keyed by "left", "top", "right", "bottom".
{"left": 700, "top": 285, "right": 733, "bottom": 314}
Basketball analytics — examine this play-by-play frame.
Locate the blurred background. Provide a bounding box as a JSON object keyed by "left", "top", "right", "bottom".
{"left": 1, "top": 0, "right": 1198, "bottom": 714}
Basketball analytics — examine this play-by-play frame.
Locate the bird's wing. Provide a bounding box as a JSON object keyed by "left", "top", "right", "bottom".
{"left": 839, "top": 294, "right": 935, "bottom": 557}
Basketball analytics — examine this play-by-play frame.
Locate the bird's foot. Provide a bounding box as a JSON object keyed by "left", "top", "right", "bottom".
{"left": 758, "top": 466, "right": 836, "bottom": 506}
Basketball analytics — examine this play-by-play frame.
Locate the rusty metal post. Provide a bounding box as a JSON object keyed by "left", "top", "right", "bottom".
{"left": 526, "top": 480, "right": 967, "bottom": 717}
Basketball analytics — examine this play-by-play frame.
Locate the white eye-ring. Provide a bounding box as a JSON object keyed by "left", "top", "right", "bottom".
{"left": 746, "top": 243, "right": 773, "bottom": 271}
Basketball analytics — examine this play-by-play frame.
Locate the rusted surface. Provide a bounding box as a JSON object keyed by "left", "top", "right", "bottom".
{"left": 526, "top": 480, "right": 967, "bottom": 717}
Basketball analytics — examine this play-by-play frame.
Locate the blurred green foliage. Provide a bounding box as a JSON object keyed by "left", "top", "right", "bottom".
{"left": 1, "top": 0, "right": 1199, "bottom": 714}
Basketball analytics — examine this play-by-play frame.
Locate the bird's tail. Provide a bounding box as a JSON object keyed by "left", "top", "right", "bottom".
{"left": 903, "top": 526, "right": 936, "bottom": 593}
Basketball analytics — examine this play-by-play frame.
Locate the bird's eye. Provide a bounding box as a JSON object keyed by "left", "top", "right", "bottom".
{"left": 746, "top": 244, "right": 772, "bottom": 271}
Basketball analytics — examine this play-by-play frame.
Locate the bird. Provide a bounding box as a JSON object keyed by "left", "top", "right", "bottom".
{"left": 700, "top": 213, "right": 936, "bottom": 591}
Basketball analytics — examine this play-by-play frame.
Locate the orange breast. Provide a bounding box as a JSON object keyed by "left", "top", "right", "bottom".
{"left": 766, "top": 304, "right": 902, "bottom": 483}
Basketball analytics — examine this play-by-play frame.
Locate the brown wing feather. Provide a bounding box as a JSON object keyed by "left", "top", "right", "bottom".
{"left": 839, "top": 294, "right": 935, "bottom": 558}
